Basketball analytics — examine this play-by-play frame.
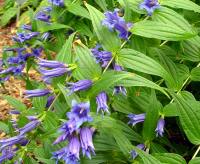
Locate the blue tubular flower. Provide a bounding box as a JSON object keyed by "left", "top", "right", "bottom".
{"left": 128, "top": 113, "right": 146, "bottom": 126}
{"left": 80, "top": 127, "right": 95, "bottom": 159}
{"left": 102, "top": 9, "right": 132, "bottom": 39}
{"left": 49, "top": 0, "right": 64, "bottom": 7}
{"left": 155, "top": 118, "right": 165, "bottom": 137}
{"left": 114, "top": 22, "right": 132, "bottom": 40}
{"left": 53, "top": 136, "right": 80, "bottom": 164}
{"left": 0, "top": 67, "right": 15, "bottom": 75}
{"left": 24, "top": 89, "right": 51, "bottom": 98}
{"left": 13, "top": 32, "right": 40, "bottom": 43}
{"left": 130, "top": 144, "right": 145, "bottom": 160}
{"left": 67, "top": 100, "right": 92, "bottom": 128}
{"left": 91, "top": 45, "right": 112, "bottom": 68}
{"left": 21, "top": 24, "right": 32, "bottom": 31}
{"left": 38, "top": 58, "right": 66, "bottom": 68}
{"left": 46, "top": 95, "right": 55, "bottom": 108}
{"left": 64, "top": 136, "right": 80, "bottom": 164}
{"left": 52, "top": 147, "right": 67, "bottom": 163}
{"left": 43, "top": 6, "right": 52, "bottom": 12}
{"left": 40, "top": 68, "right": 68, "bottom": 79}
{"left": 0, "top": 147, "right": 16, "bottom": 163}
{"left": 96, "top": 92, "right": 109, "bottom": 115}
{"left": 36, "top": 11, "right": 51, "bottom": 22}
{"left": 19, "top": 119, "right": 41, "bottom": 135}
{"left": 53, "top": 119, "right": 77, "bottom": 144}
{"left": 0, "top": 135, "right": 24, "bottom": 151}
{"left": 140, "top": 0, "right": 160, "bottom": 16}
{"left": 102, "top": 9, "right": 123, "bottom": 30}
{"left": 12, "top": 64, "right": 25, "bottom": 76}
{"left": 68, "top": 80, "right": 93, "bottom": 94}
{"left": 0, "top": 76, "right": 10, "bottom": 83}
{"left": 7, "top": 56, "right": 20, "bottom": 64}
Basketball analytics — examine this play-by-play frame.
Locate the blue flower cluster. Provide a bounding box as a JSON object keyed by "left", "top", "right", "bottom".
{"left": 0, "top": 47, "right": 42, "bottom": 82}
{"left": 102, "top": 9, "right": 132, "bottom": 40}
{"left": 0, "top": 111, "right": 40, "bottom": 163}
{"left": 53, "top": 100, "right": 95, "bottom": 164}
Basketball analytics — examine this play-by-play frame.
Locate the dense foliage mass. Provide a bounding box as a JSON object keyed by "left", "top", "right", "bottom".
{"left": 1, "top": 0, "right": 200, "bottom": 163}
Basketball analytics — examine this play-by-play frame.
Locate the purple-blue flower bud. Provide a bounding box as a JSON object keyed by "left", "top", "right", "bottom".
{"left": 24, "top": 89, "right": 51, "bottom": 98}
{"left": 155, "top": 118, "right": 165, "bottom": 137}
{"left": 80, "top": 127, "right": 95, "bottom": 159}
{"left": 68, "top": 80, "right": 93, "bottom": 94}
{"left": 96, "top": 92, "right": 109, "bottom": 115}
{"left": 128, "top": 113, "right": 146, "bottom": 126}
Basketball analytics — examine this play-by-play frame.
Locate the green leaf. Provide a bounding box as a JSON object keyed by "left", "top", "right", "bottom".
{"left": 43, "top": 111, "right": 59, "bottom": 131}
{"left": 57, "top": 83, "right": 80, "bottom": 106}
{"left": 37, "top": 23, "right": 71, "bottom": 33}
{"left": 181, "top": 36, "right": 200, "bottom": 62}
{"left": 142, "top": 96, "right": 160, "bottom": 141}
{"left": 67, "top": 1, "right": 90, "bottom": 19}
{"left": 113, "top": 130, "right": 133, "bottom": 156}
{"left": 0, "top": 121, "right": 9, "bottom": 133}
{"left": 153, "top": 153, "right": 186, "bottom": 164}
{"left": 89, "top": 71, "right": 168, "bottom": 97}
{"left": 189, "top": 157, "right": 200, "bottom": 164}
{"left": 0, "top": 7, "right": 18, "bottom": 27}
{"left": 163, "top": 103, "right": 178, "bottom": 117}
{"left": 152, "top": 7, "right": 194, "bottom": 32}
{"left": 112, "top": 95, "right": 135, "bottom": 114}
{"left": 173, "top": 93, "right": 200, "bottom": 144}
{"left": 56, "top": 33, "right": 76, "bottom": 64}
{"left": 121, "top": 0, "right": 144, "bottom": 14}
{"left": 118, "top": 48, "right": 176, "bottom": 87}
{"left": 131, "top": 20, "right": 196, "bottom": 41}
{"left": 73, "top": 43, "right": 102, "bottom": 80}
{"left": 191, "top": 67, "right": 200, "bottom": 81}
{"left": 85, "top": 3, "right": 121, "bottom": 52}
{"left": 32, "top": 96, "right": 47, "bottom": 111}
{"left": 95, "top": 0, "right": 107, "bottom": 11}
{"left": 4, "top": 95, "right": 27, "bottom": 112}
{"left": 149, "top": 47, "right": 180, "bottom": 89}
{"left": 161, "top": 0, "right": 200, "bottom": 13}
{"left": 135, "top": 147, "right": 162, "bottom": 164}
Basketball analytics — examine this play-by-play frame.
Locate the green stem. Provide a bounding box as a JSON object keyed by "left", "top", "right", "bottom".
{"left": 160, "top": 40, "right": 168, "bottom": 47}
{"left": 192, "top": 145, "right": 200, "bottom": 159}
{"left": 102, "top": 56, "right": 115, "bottom": 74}
{"left": 47, "top": 93, "right": 60, "bottom": 111}
{"left": 169, "top": 62, "right": 200, "bottom": 103}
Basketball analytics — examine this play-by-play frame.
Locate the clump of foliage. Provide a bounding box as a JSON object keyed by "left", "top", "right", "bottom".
{"left": 1, "top": 0, "right": 200, "bottom": 163}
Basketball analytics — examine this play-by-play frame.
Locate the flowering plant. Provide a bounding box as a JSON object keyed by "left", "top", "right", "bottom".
{"left": 1, "top": 0, "right": 200, "bottom": 163}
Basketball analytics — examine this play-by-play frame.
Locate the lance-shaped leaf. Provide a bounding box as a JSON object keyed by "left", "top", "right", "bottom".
{"left": 88, "top": 71, "right": 168, "bottom": 97}
{"left": 73, "top": 42, "right": 102, "bottom": 80}
{"left": 118, "top": 48, "right": 176, "bottom": 87}
{"left": 153, "top": 153, "right": 186, "bottom": 164}
{"left": 134, "top": 147, "right": 162, "bottom": 164}
{"left": 161, "top": 0, "right": 200, "bottom": 13}
{"left": 131, "top": 20, "right": 196, "bottom": 41}
{"left": 173, "top": 93, "right": 200, "bottom": 144}
{"left": 56, "top": 33, "right": 76, "bottom": 64}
